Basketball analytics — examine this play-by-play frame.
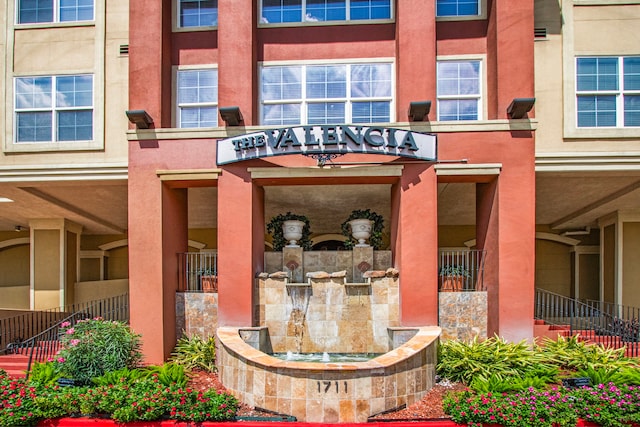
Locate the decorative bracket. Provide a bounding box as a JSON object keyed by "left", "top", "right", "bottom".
{"left": 303, "top": 152, "right": 345, "bottom": 167}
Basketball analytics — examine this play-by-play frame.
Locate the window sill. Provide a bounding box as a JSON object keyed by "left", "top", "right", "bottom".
{"left": 172, "top": 25, "right": 218, "bottom": 33}
{"left": 257, "top": 18, "right": 394, "bottom": 29}
{"left": 14, "top": 21, "right": 95, "bottom": 30}
{"left": 5, "top": 140, "right": 103, "bottom": 153}
{"left": 564, "top": 126, "right": 640, "bottom": 139}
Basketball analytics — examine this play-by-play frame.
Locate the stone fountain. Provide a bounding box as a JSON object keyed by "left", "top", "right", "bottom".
{"left": 216, "top": 246, "right": 440, "bottom": 423}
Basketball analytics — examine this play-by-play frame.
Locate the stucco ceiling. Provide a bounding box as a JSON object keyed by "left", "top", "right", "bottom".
{"left": 0, "top": 170, "right": 639, "bottom": 235}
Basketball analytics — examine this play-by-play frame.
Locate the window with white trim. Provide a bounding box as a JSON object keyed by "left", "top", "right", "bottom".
{"left": 436, "top": 0, "right": 479, "bottom": 17}
{"left": 437, "top": 60, "right": 481, "bottom": 121}
{"left": 178, "top": 0, "right": 218, "bottom": 28}
{"left": 177, "top": 69, "right": 218, "bottom": 128}
{"left": 17, "top": 0, "right": 94, "bottom": 24}
{"left": 15, "top": 75, "right": 93, "bottom": 143}
{"left": 260, "top": 62, "right": 393, "bottom": 125}
{"left": 576, "top": 56, "right": 640, "bottom": 128}
{"left": 260, "top": 0, "right": 391, "bottom": 24}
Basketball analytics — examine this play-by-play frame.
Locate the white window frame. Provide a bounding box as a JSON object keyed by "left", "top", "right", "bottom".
{"left": 174, "top": 0, "right": 218, "bottom": 31}
{"left": 173, "top": 66, "right": 219, "bottom": 128}
{"left": 259, "top": 59, "right": 395, "bottom": 126}
{"left": 436, "top": 57, "right": 484, "bottom": 122}
{"left": 575, "top": 56, "right": 640, "bottom": 129}
{"left": 13, "top": 74, "right": 94, "bottom": 144}
{"left": 15, "top": 0, "right": 95, "bottom": 25}
{"left": 258, "top": 0, "right": 394, "bottom": 27}
{"left": 435, "top": 0, "right": 487, "bottom": 22}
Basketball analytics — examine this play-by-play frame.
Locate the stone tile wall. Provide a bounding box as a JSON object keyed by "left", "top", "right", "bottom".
{"left": 175, "top": 292, "right": 218, "bottom": 339}
{"left": 264, "top": 250, "right": 392, "bottom": 283}
{"left": 256, "top": 277, "right": 400, "bottom": 353}
{"left": 438, "top": 291, "right": 487, "bottom": 341}
{"left": 217, "top": 326, "right": 440, "bottom": 423}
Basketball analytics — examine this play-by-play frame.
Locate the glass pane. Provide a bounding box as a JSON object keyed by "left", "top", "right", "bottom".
{"left": 307, "top": 65, "right": 346, "bottom": 98}
{"left": 437, "top": 61, "right": 480, "bottom": 96}
{"left": 15, "top": 77, "right": 52, "bottom": 109}
{"left": 577, "top": 57, "right": 618, "bottom": 91}
{"left": 307, "top": 102, "right": 345, "bottom": 124}
{"left": 624, "top": 57, "right": 640, "bottom": 91}
{"left": 179, "top": 106, "right": 218, "bottom": 128}
{"left": 306, "top": 0, "right": 345, "bottom": 21}
{"left": 438, "top": 99, "right": 478, "bottom": 121}
{"left": 262, "top": 104, "right": 301, "bottom": 126}
{"left": 436, "top": 0, "right": 478, "bottom": 17}
{"left": 16, "top": 112, "right": 52, "bottom": 142}
{"left": 351, "top": 64, "right": 391, "bottom": 98}
{"left": 261, "top": 0, "right": 302, "bottom": 23}
{"left": 577, "top": 95, "right": 616, "bottom": 127}
{"left": 180, "top": 0, "right": 218, "bottom": 27}
{"left": 178, "top": 70, "right": 218, "bottom": 104}
{"left": 351, "top": 0, "right": 390, "bottom": 20}
{"left": 18, "top": 0, "right": 53, "bottom": 23}
{"left": 262, "top": 66, "right": 302, "bottom": 101}
{"left": 624, "top": 95, "right": 640, "bottom": 127}
{"left": 56, "top": 75, "right": 93, "bottom": 107}
{"left": 60, "top": 0, "right": 94, "bottom": 22}
{"left": 57, "top": 110, "right": 93, "bottom": 141}
{"left": 352, "top": 101, "right": 390, "bottom": 123}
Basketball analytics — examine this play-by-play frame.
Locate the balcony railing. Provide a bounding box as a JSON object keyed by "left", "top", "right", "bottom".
{"left": 438, "top": 249, "right": 486, "bottom": 292}
{"left": 178, "top": 252, "right": 217, "bottom": 292}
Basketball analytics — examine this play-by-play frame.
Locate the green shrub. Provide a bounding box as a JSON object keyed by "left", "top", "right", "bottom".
{"left": 536, "top": 335, "right": 635, "bottom": 371}
{"left": 92, "top": 367, "right": 145, "bottom": 386}
{"left": 27, "top": 361, "right": 61, "bottom": 387}
{"left": 170, "top": 334, "right": 217, "bottom": 372}
{"left": 56, "top": 317, "right": 143, "bottom": 384}
{"left": 143, "top": 363, "right": 188, "bottom": 387}
{"left": 437, "top": 335, "right": 552, "bottom": 384}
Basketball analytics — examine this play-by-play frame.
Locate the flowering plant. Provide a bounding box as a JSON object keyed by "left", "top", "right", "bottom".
{"left": 0, "top": 372, "right": 39, "bottom": 427}
{"left": 56, "top": 318, "right": 142, "bottom": 384}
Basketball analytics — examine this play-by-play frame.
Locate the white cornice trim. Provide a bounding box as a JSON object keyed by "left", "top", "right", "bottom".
{"left": 536, "top": 153, "right": 640, "bottom": 172}
{"left": 127, "top": 120, "right": 538, "bottom": 141}
{"left": 0, "top": 163, "right": 128, "bottom": 182}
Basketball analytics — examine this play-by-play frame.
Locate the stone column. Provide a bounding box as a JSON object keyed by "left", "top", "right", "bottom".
{"left": 282, "top": 246, "right": 303, "bottom": 283}
{"left": 29, "top": 219, "right": 82, "bottom": 310}
{"left": 352, "top": 246, "right": 374, "bottom": 283}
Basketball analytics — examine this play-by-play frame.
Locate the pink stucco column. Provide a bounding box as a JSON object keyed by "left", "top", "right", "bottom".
{"left": 217, "top": 165, "right": 264, "bottom": 326}
{"left": 392, "top": 164, "right": 439, "bottom": 326}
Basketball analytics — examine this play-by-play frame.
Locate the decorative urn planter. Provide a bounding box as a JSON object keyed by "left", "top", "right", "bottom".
{"left": 282, "top": 220, "right": 305, "bottom": 247}
{"left": 349, "top": 218, "right": 373, "bottom": 247}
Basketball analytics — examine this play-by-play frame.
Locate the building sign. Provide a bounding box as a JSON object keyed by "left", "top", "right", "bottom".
{"left": 216, "top": 125, "right": 437, "bottom": 165}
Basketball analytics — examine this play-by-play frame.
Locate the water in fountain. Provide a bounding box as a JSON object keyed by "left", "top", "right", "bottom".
{"left": 288, "top": 285, "right": 311, "bottom": 353}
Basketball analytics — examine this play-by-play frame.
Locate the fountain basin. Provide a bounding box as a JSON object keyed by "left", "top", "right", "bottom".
{"left": 216, "top": 325, "right": 440, "bottom": 423}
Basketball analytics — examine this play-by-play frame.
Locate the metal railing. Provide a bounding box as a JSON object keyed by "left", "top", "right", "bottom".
{"left": 178, "top": 252, "right": 218, "bottom": 292}
{"left": 535, "top": 289, "right": 640, "bottom": 357}
{"left": 438, "top": 249, "right": 486, "bottom": 291}
{"left": 4, "top": 293, "right": 130, "bottom": 376}
{"left": 0, "top": 308, "right": 68, "bottom": 354}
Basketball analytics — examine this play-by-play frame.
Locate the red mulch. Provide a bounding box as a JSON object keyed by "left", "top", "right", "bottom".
{"left": 188, "top": 370, "right": 467, "bottom": 421}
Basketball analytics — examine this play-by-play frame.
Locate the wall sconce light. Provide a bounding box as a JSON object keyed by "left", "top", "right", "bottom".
{"left": 219, "top": 106, "right": 244, "bottom": 126}
{"left": 507, "top": 98, "right": 535, "bottom": 119}
{"left": 125, "top": 110, "right": 154, "bottom": 129}
{"left": 408, "top": 101, "right": 431, "bottom": 121}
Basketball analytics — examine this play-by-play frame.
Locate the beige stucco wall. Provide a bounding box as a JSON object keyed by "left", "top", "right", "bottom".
{"left": 1, "top": 0, "right": 128, "bottom": 162}
{"left": 0, "top": 243, "right": 30, "bottom": 309}
{"left": 535, "top": 239, "right": 572, "bottom": 296}
{"left": 623, "top": 222, "right": 640, "bottom": 308}
{"left": 535, "top": 1, "right": 640, "bottom": 151}
{"left": 74, "top": 278, "right": 128, "bottom": 304}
